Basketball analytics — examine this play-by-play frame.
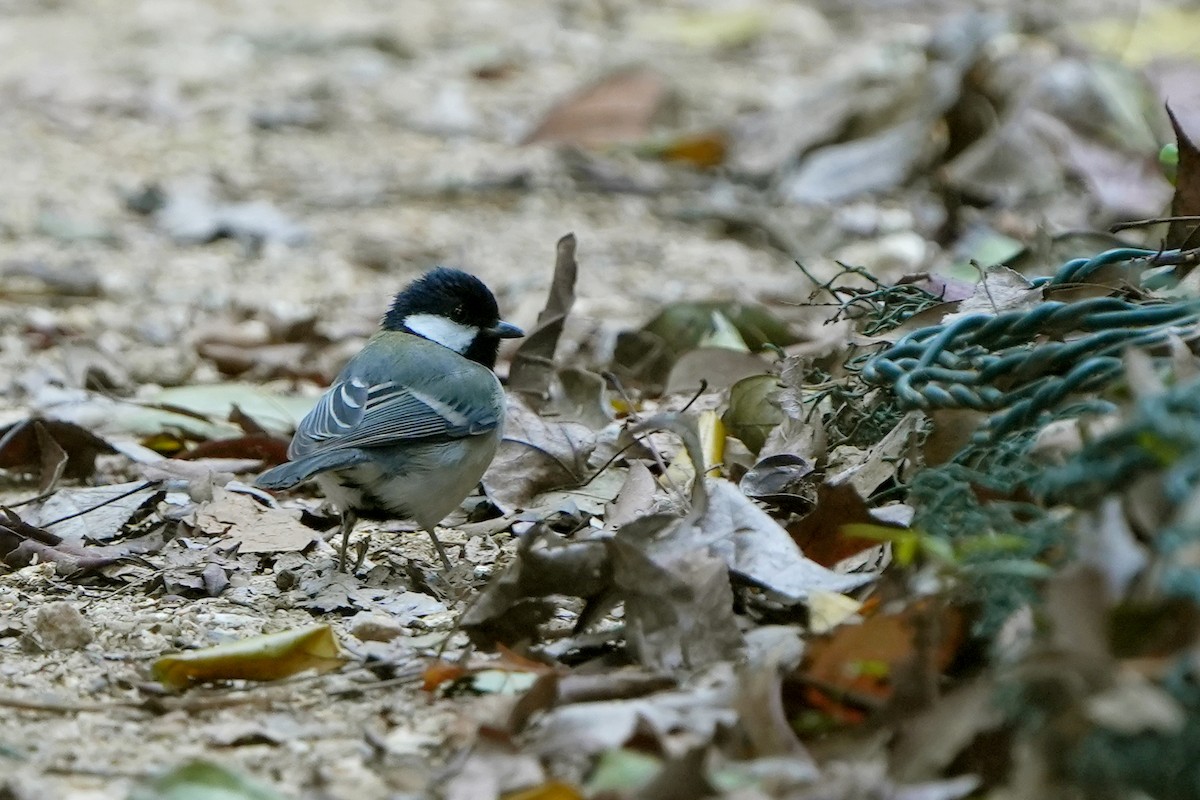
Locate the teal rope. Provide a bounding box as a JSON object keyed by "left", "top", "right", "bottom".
{"left": 861, "top": 247, "right": 1200, "bottom": 439}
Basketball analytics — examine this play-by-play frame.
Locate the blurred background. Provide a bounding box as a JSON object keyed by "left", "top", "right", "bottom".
{"left": 0, "top": 0, "right": 1197, "bottom": 387}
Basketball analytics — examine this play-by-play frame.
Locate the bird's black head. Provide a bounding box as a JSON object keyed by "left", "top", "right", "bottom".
{"left": 383, "top": 267, "right": 522, "bottom": 368}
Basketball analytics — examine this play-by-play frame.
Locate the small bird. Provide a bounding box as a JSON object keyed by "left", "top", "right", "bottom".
{"left": 255, "top": 268, "right": 523, "bottom": 571}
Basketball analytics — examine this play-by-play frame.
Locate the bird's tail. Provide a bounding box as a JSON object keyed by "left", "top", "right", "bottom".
{"left": 255, "top": 449, "right": 369, "bottom": 490}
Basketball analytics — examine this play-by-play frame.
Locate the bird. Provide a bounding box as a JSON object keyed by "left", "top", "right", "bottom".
{"left": 255, "top": 267, "right": 523, "bottom": 572}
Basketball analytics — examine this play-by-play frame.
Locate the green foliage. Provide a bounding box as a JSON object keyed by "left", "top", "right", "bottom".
{"left": 1072, "top": 663, "right": 1200, "bottom": 800}
{"left": 909, "top": 463, "right": 1068, "bottom": 634}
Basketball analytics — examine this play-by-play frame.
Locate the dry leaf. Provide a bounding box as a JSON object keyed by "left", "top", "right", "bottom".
{"left": 1167, "top": 104, "right": 1200, "bottom": 249}
{"left": 789, "top": 479, "right": 897, "bottom": 567}
{"left": 800, "top": 603, "right": 966, "bottom": 725}
{"left": 0, "top": 418, "right": 116, "bottom": 483}
{"left": 483, "top": 397, "right": 596, "bottom": 513}
{"left": 192, "top": 487, "right": 318, "bottom": 554}
{"left": 34, "top": 481, "right": 161, "bottom": 543}
{"left": 605, "top": 460, "right": 659, "bottom": 529}
{"left": 523, "top": 69, "right": 667, "bottom": 147}
{"left": 610, "top": 534, "right": 744, "bottom": 672}
{"left": 152, "top": 623, "right": 345, "bottom": 689}
{"left": 510, "top": 233, "right": 578, "bottom": 408}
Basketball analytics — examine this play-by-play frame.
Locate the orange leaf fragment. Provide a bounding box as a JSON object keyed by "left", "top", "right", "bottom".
{"left": 502, "top": 781, "right": 585, "bottom": 800}
{"left": 423, "top": 659, "right": 467, "bottom": 692}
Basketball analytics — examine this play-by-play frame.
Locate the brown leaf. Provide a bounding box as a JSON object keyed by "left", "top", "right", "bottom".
{"left": 789, "top": 479, "right": 890, "bottom": 567}
{"left": 34, "top": 422, "right": 68, "bottom": 494}
{"left": 192, "top": 487, "right": 319, "bottom": 554}
{"left": 799, "top": 602, "right": 966, "bottom": 726}
{"left": 461, "top": 526, "right": 612, "bottom": 648}
{"left": 1167, "top": 103, "right": 1200, "bottom": 249}
{"left": 0, "top": 418, "right": 115, "bottom": 483}
{"left": 482, "top": 397, "right": 596, "bottom": 513}
{"left": 510, "top": 233, "right": 578, "bottom": 408}
{"left": 178, "top": 433, "right": 290, "bottom": 465}
{"left": 610, "top": 534, "right": 744, "bottom": 672}
{"left": 0, "top": 508, "right": 164, "bottom": 573}
{"left": 523, "top": 69, "right": 667, "bottom": 147}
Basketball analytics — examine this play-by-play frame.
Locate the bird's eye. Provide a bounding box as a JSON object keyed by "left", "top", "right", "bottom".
{"left": 452, "top": 305, "right": 465, "bottom": 320}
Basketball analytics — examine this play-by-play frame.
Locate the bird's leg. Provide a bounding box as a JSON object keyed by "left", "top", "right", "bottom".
{"left": 424, "top": 527, "right": 454, "bottom": 572}
{"left": 338, "top": 510, "right": 358, "bottom": 573}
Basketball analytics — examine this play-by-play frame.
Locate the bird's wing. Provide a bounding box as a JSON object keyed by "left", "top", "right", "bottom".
{"left": 288, "top": 374, "right": 501, "bottom": 459}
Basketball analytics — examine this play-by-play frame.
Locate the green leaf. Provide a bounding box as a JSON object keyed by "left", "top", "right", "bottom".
{"left": 585, "top": 749, "right": 662, "bottom": 794}
{"left": 128, "top": 760, "right": 284, "bottom": 800}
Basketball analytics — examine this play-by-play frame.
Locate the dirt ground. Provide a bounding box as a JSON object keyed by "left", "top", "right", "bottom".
{"left": 0, "top": 0, "right": 1186, "bottom": 798}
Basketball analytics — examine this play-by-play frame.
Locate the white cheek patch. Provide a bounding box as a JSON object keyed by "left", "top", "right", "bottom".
{"left": 403, "top": 313, "right": 479, "bottom": 354}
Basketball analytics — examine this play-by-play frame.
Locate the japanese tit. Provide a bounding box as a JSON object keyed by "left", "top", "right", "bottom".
{"left": 255, "top": 268, "right": 523, "bottom": 571}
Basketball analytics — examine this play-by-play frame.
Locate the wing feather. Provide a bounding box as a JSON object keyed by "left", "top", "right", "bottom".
{"left": 288, "top": 374, "right": 500, "bottom": 459}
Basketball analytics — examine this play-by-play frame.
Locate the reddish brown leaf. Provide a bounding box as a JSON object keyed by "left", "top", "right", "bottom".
{"left": 796, "top": 602, "right": 966, "bottom": 727}
{"left": 523, "top": 69, "right": 667, "bottom": 147}
{"left": 787, "top": 480, "right": 886, "bottom": 567}
{"left": 423, "top": 660, "right": 468, "bottom": 692}
{"left": 0, "top": 418, "right": 115, "bottom": 482}
{"left": 177, "top": 434, "right": 289, "bottom": 465}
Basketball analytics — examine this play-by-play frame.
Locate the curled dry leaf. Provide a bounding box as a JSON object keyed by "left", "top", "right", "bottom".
{"left": 699, "top": 477, "right": 875, "bottom": 602}
{"left": 510, "top": 233, "right": 578, "bottom": 409}
{"left": 1167, "top": 103, "right": 1200, "bottom": 250}
{"left": 0, "top": 417, "right": 116, "bottom": 485}
{"left": 740, "top": 453, "right": 815, "bottom": 505}
{"left": 460, "top": 526, "right": 611, "bottom": 648}
{"left": 0, "top": 507, "right": 164, "bottom": 574}
{"left": 151, "top": 623, "right": 346, "bottom": 690}
{"left": 604, "top": 460, "right": 658, "bottom": 529}
{"left": 723, "top": 374, "right": 786, "bottom": 454}
{"left": 482, "top": 397, "right": 597, "bottom": 513}
{"left": 610, "top": 532, "right": 743, "bottom": 672}
{"left": 469, "top": 414, "right": 873, "bottom": 667}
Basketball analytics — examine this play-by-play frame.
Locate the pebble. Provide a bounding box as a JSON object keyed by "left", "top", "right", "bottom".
{"left": 32, "top": 602, "right": 94, "bottom": 651}
{"left": 349, "top": 613, "right": 407, "bottom": 643}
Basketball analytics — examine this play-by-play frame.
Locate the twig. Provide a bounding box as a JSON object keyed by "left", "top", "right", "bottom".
{"left": 1110, "top": 215, "right": 1200, "bottom": 233}
{"left": 602, "top": 372, "right": 683, "bottom": 501}
{"left": 40, "top": 480, "right": 161, "bottom": 528}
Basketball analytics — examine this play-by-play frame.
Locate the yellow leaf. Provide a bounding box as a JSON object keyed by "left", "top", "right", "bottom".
{"left": 662, "top": 410, "right": 725, "bottom": 490}
{"left": 634, "top": 9, "right": 767, "bottom": 50}
{"left": 698, "top": 311, "right": 750, "bottom": 351}
{"left": 152, "top": 624, "right": 346, "bottom": 690}
{"left": 807, "top": 590, "right": 863, "bottom": 634}
{"left": 502, "top": 782, "right": 585, "bottom": 800}
{"left": 641, "top": 131, "right": 728, "bottom": 168}
{"left": 1083, "top": 8, "right": 1200, "bottom": 64}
